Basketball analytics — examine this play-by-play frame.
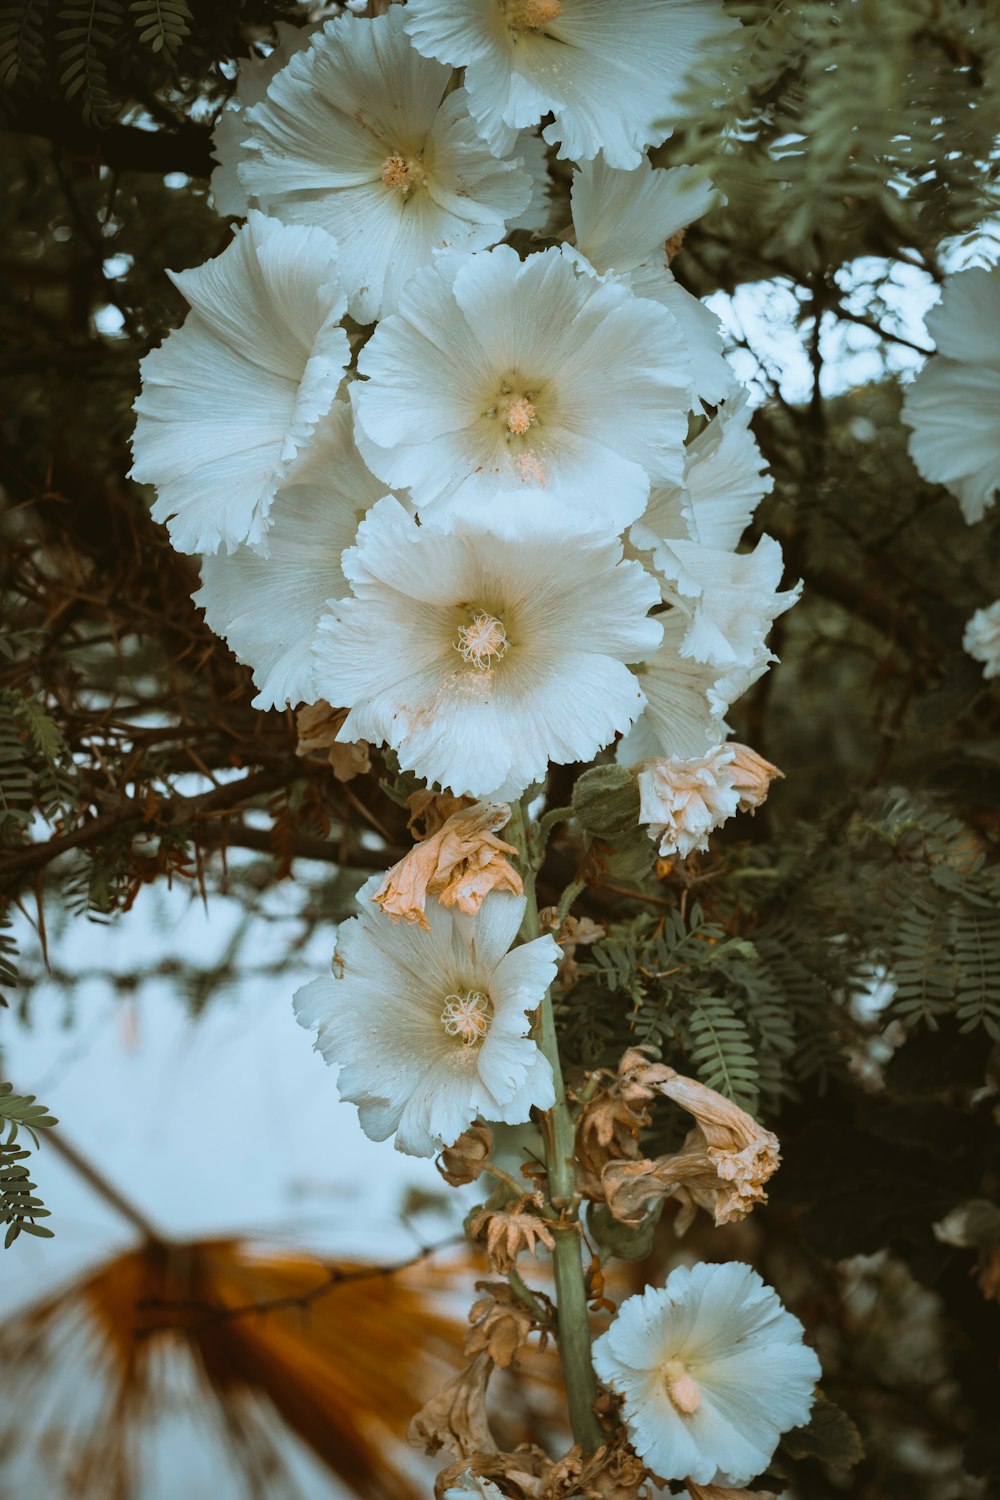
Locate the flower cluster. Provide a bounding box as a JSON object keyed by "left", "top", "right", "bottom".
{"left": 130, "top": 5, "right": 815, "bottom": 1492}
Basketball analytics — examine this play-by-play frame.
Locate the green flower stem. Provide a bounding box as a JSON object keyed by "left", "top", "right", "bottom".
{"left": 509, "top": 799, "right": 604, "bottom": 1453}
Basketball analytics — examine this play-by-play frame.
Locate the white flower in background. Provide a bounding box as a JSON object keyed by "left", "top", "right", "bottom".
{"left": 312, "top": 495, "right": 662, "bottom": 800}
{"left": 592, "top": 1262, "right": 820, "bottom": 1486}
{"left": 353, "top": 245, "right": 693, "bottom": 530}
{"left": 194, "top": 403, "right": 392, "bottom": 710}
{"left": 209, "top": 21, "right": 316, "bottom": 216}
{"left": 638, "top": 744, "right": 782, "bottom": 858}
{"left": 963, "top": 600, "right": 1000, "bottom": 680}
{"left": 658, "top": 535, "right": 800, "bottom": 670}
{"left": 403, "top": 0, "right": 739, "bottom": 170}
{"left": 131, "top": 213, "right": 349, "bottom": 555}
{"left": 619, "top": 612, "right": 771, "bottom": 767}
{"left": 631, "top": 394, "right": 774, "bottom": 562}
{"left": 571, "top": 156, "right": 732, "bottom": 405}
{"left": 294, "top": 881, "right": 558, "bottom": 1157}
{"left": 901, "top": 263, "right": 1000, "bottom": 524}
{"left": 233, "top": 10, "right": 533, "bottom": 323}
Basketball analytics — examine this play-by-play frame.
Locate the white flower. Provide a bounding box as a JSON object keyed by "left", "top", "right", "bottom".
{"left": 353, "top": 245, "right": 693, "bottom": 530}
{"left": 658, "top": 536, "right": 800, "bottom": 670}
{"left": 233, "top": 10, "right": 533, "bottom": 323}
{"left": 210, "top": 21, "right": 316, "bottom": 217}
{"left": 403, "top": 0, "right": 739, "bottom": 170}
{"left": 631, "top": 394, "right": 774, "bottom": 561}
{"left": 637, "top": 748, "right": 741, "bottom": 858}
{"left": 901, "top": 264, "right": 1000, "bottom": 524}
{"left": 130, "top": 213, "right": 349, "bottom": 555}
{"left": 592, "top": 1262, "right": 820, "bottom": 1486}
{"left": 194, "top": 402, "right": 393, "bottom": 710}
{"left": 294, "top": 880, "right": 559, "bottom": 1157}
{"left": 571, "top": 156, "right": 732, "bottom": 405}
{"left": 637, "top": 744, "right": 782, "bottom": 858}
{"left": 963, "top": 600, "right": 1000, "bottom": 680}
{"left": 506, "top": 128, "right": 555, "bottom": 233}
{"left": 619, "top": 612, "right": 770, "bottom": 767}
{"left": 312, "top": 495, "right": 662, "bottom": 800}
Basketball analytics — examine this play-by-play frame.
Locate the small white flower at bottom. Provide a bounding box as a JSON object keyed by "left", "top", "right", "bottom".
{"left": 294, "top": 880, "right": 558, "bottom": 1157}
{"left": 592, "top": 1261, "right": 820, "bottom": 1487}
{"left": 963, "top": 600, "right": 1000, "bottom": 680}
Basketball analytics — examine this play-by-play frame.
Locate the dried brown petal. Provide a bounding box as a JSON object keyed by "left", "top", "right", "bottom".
{"left": 434, "top": 1449, "right": 550, "bottom": 1500}
{"left": 407, "top": 788, "right": 475, "bottom": 839}
{"left": 409, "top": 1351, "right": 496, "bottom": 1459}
{"left": 726, "top": 743, "right": 783, "bottom": 812}
{"left": 543, "top": 1438, "right": 652, "bottom": 1500}
{"left": 438, "top": 1123, "right": 493, "bottom": 1187}
{"left": 466, "top": 1280, "right": 537, "bottom": 1369}
{"left": 373, "top": 801, "right": 523, "bottom": 930}
{"left": 468, "top": 1198, "right": 556, "bottom": 1275}
{"left": 295, "top": 701, "right": 371, "bottom": 782}
{"left": 596, "top": 1055, "right": 780, "bottom": 1233}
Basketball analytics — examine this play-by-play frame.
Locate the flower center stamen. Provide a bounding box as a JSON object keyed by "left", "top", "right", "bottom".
{"left": 381, "top": 153, "right": 425, "bottom": 195}
{"left": 505, "top": 395, "right": 537, "bottom": 435}
{"left": 504, "top": 0, "right": 561, "bottom": 31}
{"left": 441, "top": 990, "right": 492, "bottom": 1045}
{"left": 456, "top": 612, "right": 509, "bottom": 670}
{"left": 662, "top": 1359, "right": 701, "bottom": 1416}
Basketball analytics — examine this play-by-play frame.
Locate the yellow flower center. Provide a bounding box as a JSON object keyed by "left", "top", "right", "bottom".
{"left": 456, "top": 612, "right": 509, "bottom": 671}
{"left": 381, "top": 153, "right": 426, "bottom": 196}
{"left": 503, "top": 0, "right": 561, "bottom": 32}
{"left": 662, "top": 1359, "right": 701, "bottom": 1416}
{"left": 505, "top": 395, "right": 537, "bottom": 435}
{"left": 441, "top": 990, "right": 492, "bottom": 1045}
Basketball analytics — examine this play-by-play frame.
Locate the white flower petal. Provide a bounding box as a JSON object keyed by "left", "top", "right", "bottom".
{"left": 235, "top": 11, "right": 532, "bottom": 322}
{"left": 404, "top": 0, "right": 739, "bottom": 169}
{"left": 313, "top": 496, "right": 660, "bottom": 799}
{"left": 592, "top": 1262, "right": 819, "bottom": 1486}
{"left": 963, "top": 600, "right": 1000, "bottom": 680}
{"left": 294, "top": 883, "right": 555, "bottom": 1156}
{"left": 194, "top": 402, "right": 394, "bottom": 709}
{"left": 658, "top": 535, "right": 800, "bottom": 668}
{"left": 354, "top": 244, "right": 692, "bottom": 529}
{"left": 131, "top": 213, "right": 349, "bottom": 555}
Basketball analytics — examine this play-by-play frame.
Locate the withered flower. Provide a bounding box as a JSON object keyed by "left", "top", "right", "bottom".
{"left": 373, "top": 801, "right": 523, "bottom": 929}
{"left": 295, "top": 700, "right": 371, "bottom": 782}
{"left": 438, "top": 1123, "right": 494, "bottom": 1188}
{"left": 409, "top": 1351, "right": 497, "bottom": 1459}
{"left": 468, "top": 1197, "right": 556, "bottom": 1276}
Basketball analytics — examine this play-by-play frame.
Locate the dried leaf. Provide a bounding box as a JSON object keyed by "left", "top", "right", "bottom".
{"left": 409, "top": 1351, "right": 497, "bottom": 1459}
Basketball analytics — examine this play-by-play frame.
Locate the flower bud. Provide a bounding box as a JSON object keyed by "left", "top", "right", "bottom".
{"left": 572, "top": 763, "right": 641, "bottom": 839}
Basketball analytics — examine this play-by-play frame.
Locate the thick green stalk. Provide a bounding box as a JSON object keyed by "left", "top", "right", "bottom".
{"left": 509, "top": 801, "right": 603, "bottom": 1452}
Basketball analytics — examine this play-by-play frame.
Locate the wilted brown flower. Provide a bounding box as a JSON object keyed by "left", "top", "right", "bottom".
{"left": 597, "top": 1053, "right": 780, "bottom": 1234}
{"left": 468, "top": 1197, "right": 556, "bottom": 1275}
{"left": 466, "top": 1280, "right": 546, "bottom": 1368}
{"left": 574, "top": 1048, "right": 673, "bottom": 1195}
{"left": 433, "top": 1448, "right": 551, "bottom": 1500}
{"left": 373, "top": 801, "right": 523, "bottom": 929}
{"left": 543, "top": 1438, "right": 652, "bottom": 1499}
{"left": 409, "top": 1351, "right": 497, "bottom": 1458}
{"left": 407, "top": 788, "right": 476, "bottom": 839}
{"left": 727, "top": 744, "right": 784, "bottom": 812}
{"left": 438, "top": 1123, "right": 494, "bottom": 1187}
{"left": 295, "top": 700, "right": 371, "bottom": 782}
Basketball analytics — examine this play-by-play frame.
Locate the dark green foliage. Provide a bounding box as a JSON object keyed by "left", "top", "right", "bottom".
{"left": 0, "top": 1080, "right": 56, "bottom": 1246}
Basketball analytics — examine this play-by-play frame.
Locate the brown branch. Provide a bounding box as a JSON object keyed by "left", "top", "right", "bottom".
{"left": 137, "top": 1235, "right": 466, "bottom": 1331}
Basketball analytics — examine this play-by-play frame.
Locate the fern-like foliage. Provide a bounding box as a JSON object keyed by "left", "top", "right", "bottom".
{"left": 0, "top": 0, "right": 49, "bottom": 87}
{"left": 0, "top": 1081, "right": 56, "bottom": 1248}
{"left": 130, "top": 0, "right": 190, "bottom": 55}
{"left": 0, "top": 688, "right": 76, "bottom": 855}
{"left": 55, "top": 0, "right": 124, "bottom": 123}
